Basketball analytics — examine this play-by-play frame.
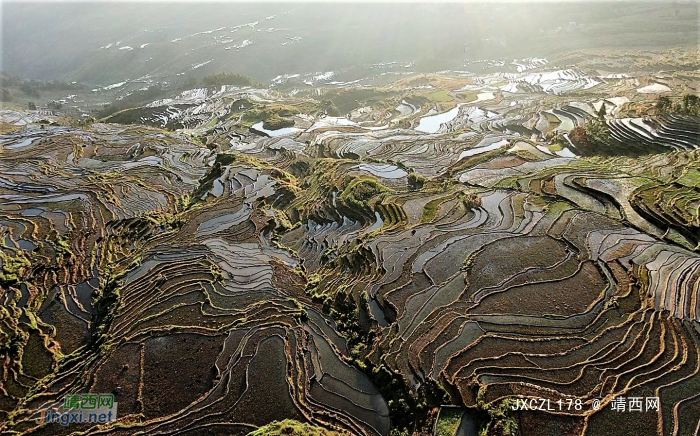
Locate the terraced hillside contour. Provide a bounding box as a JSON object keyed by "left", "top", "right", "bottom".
{"left": 1, "top": 54, "right": 700, "bottom": 435}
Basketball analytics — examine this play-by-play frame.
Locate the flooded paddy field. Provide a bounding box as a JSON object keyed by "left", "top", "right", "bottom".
{"left": 1, "top": 5, "right": 700, "bottom": 435}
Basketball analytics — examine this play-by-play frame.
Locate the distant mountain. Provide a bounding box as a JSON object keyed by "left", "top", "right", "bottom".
{"left": 2, "top": 2, "right": 698, "bottom": 87}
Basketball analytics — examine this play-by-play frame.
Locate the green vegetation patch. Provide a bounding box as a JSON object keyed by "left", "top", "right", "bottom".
{"left": 676, "top": 167, "right": 700, "bottom": 188}
{"left": 455, "top": 91, "right": 479, "bottom": 102}
{"left": 0, "top": 247, "right": 31, "bottom": 285}
{"left": 338, "top": 175, "right": 391, "bottom": 219}
{"left": 427, "top": 89, "right": 454, "bottom": 103}
{"left": 548, "top": 142, "right": 564, "bottom": 152}
{"left": 247, "top": 419, "right": 345, "bottom": 436}
{"left": 262, "top": 115, "right": 295, "bottom": 130}
{"left": 422, "top": 195, "right": 452, "bottom": 223}
{"left": 436, "top": 407, "right": 464, "bottom": 436}
{"left": 321, "top": 87, "right": 397, "bottom": 115}
{"left": 240, "top": 102, "right": 317, "bottom": 128}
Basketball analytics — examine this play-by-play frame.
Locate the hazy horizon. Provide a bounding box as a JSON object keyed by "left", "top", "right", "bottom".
{"left": 2, "top": 1, "right": 698, "bottom": 85}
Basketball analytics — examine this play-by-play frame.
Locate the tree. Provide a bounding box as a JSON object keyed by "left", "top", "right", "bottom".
{"left": 27, "top": 101, "right": 36, "bottom": 110}
{"left": 597, "top": 102, "right": 606, "bottom": 119}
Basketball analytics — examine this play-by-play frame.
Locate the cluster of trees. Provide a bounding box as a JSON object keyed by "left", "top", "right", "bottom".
{"left": 0, "top": 74, "right": 81, "bottom": 100}
{"left": 657, "top": 94, "right": 700, "bottom": 116}
{"left": 568, "top": 120, "right": 615, "bottom": 155}
{"left": 569, "top": 120, "right": 612, "bottom": 147}
{"left": 199, "top": 72, "right": 259, "bottom": 89}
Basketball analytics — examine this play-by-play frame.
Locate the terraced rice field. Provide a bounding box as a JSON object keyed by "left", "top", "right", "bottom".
{"left": 1, "top": 46, "right": 700, "bottom": 436}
